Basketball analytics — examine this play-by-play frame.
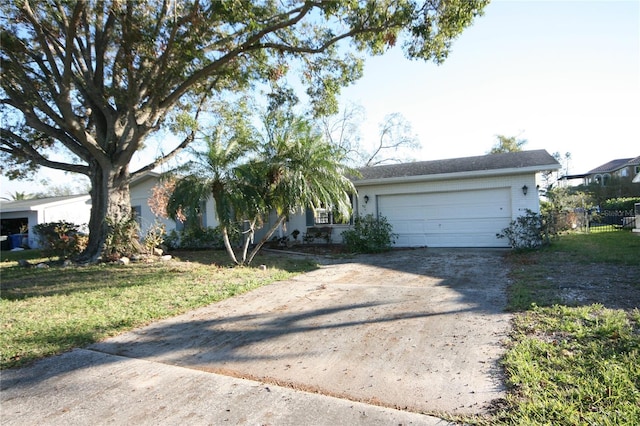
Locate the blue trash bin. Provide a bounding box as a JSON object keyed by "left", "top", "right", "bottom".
{"left": 9, "top": 234, "right": 26, "bottom": 249}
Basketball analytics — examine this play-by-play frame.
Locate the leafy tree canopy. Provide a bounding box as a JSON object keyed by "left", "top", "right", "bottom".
{"left": 0, "top": 0, "right": 488, "bottom": 261}
{"left": 488, "top": 134, "right": 527, "bottom": 154}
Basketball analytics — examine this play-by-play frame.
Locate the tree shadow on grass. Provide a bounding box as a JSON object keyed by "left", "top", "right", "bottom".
{"left": 0, "top": 250, "right": 319, "bottom": 300}
{"left": 2, "top": 299, "right": 475, "bottom": 391}
{"left": 3, "top": 248, "right": 510, "bottom": 393}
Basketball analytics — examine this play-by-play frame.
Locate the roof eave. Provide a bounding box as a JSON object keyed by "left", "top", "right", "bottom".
{"left": 354, "top": 164, "right": 561, "bottom": 187}
{"left": 0, "top": 194, "right": 91, "bottom": 213}
{"left": 130, "top": 171, "right": 161, "bottom": 186}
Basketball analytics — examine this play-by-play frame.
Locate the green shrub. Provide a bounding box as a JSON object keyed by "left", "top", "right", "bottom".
{"left": 104, "top": 216, "right": 142, "bottom": 260}
{"left": 33, "top": 221, "right": 88, "bottom": 259}
{"left": 600, "top": 197, "right": 640, "bottom": 211}
{"left": 144, "top": 222, "right": 166, "bottom": 253}
{"left": 181, "top": 226, "right": 224, "bottom": 249}
{"left": 497, "top": 209, "right": 548, "bottom": 250}
{"left": 341, "top": 214, "right": 397, "bottom": 253}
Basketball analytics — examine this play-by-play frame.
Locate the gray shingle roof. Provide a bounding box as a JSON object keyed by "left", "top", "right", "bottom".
{"left": 587, "top": 156, "right": 640, "bottom": 174}
{"left": 353, "top": 150, "right": 560, "bottom": 181}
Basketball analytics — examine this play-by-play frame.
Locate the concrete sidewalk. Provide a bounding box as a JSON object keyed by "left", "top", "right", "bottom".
{"left": 1, "top": 348, "right": 450, "bottom": 425}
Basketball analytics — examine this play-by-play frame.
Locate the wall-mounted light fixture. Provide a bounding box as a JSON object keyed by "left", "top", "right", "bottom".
{"left": 364, "top": 195, "right": 369, "bottom": 204}
{"left": 522, "top": 185, "right": 528, "bottom": 196}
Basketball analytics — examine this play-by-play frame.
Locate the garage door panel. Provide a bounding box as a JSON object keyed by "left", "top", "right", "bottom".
{"left": 424, "top": 218, "right": 511, "bottom": 233}
{"left": 378, "top": 189, "right": 512, "bottom": 248}
{"left": 426, "top": 231, "right": 505, "bottom": 247}
{"left": 427, "top": 205, "right": 509, "bottom": 220}
{"left": 392, "top": 219, "right": 427, "bottom": 234}
{"left": 395, "top": 234, "right": 429, "bottom": 247}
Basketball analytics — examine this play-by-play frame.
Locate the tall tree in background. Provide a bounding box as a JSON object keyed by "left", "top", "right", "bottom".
{"left": 363, "top": 112, "right": 420, "bottom": 166}
{"left": 323, "top": 107, "right": 420, "bottom": 167}
{"left": 488, "top": 135, "right": 527, "bottom": 154}
{"left": 1, "top": 0, "right": 488, "bottom": 262}
{"left": 321, "top": 102, "right": 365, "bottom": 164}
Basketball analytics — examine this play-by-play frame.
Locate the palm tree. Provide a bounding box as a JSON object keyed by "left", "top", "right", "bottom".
{"left": 240, "top": 112, "right": 356, "bottom": 265}
{"left": 167, "top": 109, "right": 356, "bottom": 266}
{"left": 1, "top": 191, "right": 34, "bottom": 201}
{"left": 167, "top": 131, "right": 257, "bottom": 265}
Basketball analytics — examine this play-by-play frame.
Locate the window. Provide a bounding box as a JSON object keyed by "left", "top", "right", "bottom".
{"left": 620, "top": 168, "right": 628, "bottom": 177}
{"left": 306, "top": 197, "right": 354, "bottom": 226}
{"left": 131, "top": 206, "right": 142, "bottom": 227}
{"left": 593, "top": 174, "right": 610, "bottom": 186}
{"left": 307, "top": 207, "right": 338, "bottom": 225}
{"left": 175, "top": 199, "right": 207, "bottom": 230}
{"left": 315, "top": 207, "right": 331, "bottom": 224}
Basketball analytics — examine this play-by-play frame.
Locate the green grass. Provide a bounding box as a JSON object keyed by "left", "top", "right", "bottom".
{"left": 0, "top": 249, "right": 317, "bottom": 369}
{"left": 543, "top": 229, "right": 640, "bottom": 265}
{"left": 3, "top": 233, "right": 639, "bottom": 424}
{"left": 493, "top": 230, "right": 640, "bottom": 425}
{"left": 506, "top": 230, "right": 640, "bottom": 311}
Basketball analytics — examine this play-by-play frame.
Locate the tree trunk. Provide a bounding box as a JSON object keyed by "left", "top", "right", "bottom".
{"left": 78, "top": 162, "right": 132, "bottom": 263}
{"left": 245, "top": 214, "right": 287, "bottom": 266}
{"left": 221, "top": 226, "right": 240, "bottom": 265}
{"left": 239, "top": 218, "right": 257, "bottom": 265}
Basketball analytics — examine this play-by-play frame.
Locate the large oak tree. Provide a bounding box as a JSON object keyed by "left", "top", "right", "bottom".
{"left": 1, "top": 0, "right": 488, "bottom": 262}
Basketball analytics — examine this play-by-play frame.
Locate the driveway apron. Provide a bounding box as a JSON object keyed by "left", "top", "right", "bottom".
{"left": 88, "top": 248, "right": 512, "bottom": 416}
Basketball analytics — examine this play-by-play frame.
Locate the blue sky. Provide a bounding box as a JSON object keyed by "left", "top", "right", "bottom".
{"left": 341, "top": 0, "right": 639, "bottom": 175}
{"left": 1, "top": 0, "right": 638, "bottom": 197}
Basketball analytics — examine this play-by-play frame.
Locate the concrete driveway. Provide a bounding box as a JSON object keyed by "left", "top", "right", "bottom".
{"left": 2, "top": 248, "right": 512, "bottom": 424}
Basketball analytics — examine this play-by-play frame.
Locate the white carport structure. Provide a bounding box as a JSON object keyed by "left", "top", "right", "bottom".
{"left": 0, "top": 195, "right": 91, "bottom": 249}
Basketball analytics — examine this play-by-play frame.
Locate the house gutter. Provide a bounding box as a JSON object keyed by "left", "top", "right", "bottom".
{"left": 352, "top": 164, "right": 561, "bottom": 187}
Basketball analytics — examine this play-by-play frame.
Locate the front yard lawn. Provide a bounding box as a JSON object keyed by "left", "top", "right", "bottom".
{"left": 494, "top": 230, "right": 640, "bottom": 425}
{"left": 2, "top": 231, "right": 639, "bottom": 425}
{"left": 0, "top": 250, "right": 317, "bottom": 370}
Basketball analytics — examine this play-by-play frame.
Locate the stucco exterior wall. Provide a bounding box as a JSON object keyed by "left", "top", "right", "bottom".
{"left": 130, "top": 176, "right": 176, "bottom": 237}
{"left": 129, "top": 175, "right": 219, "bottom": 238}
{"left": 355, "top": 173, "right": 540, "bottom": 221}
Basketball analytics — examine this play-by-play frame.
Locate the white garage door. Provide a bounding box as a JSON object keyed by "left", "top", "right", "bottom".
{"left": 377, "top": 188, "right": 512, "bottom": 247}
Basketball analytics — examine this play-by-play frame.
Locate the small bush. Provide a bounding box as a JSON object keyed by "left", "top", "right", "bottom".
{"left": 497, "top": 209, "right": 547, "bottom": 250}
{"left": 600, "top": 197, "right": 640, "bottom": 211}
{"left": 104, "top": 216, "right": 142, "bottom": 260}
{"left": 341, "top": 214, "right": 397, "bottom": 253}
{"left": 33, "top": 221, "right": 88, "bottom": 259}
{"left": 143, "top": 222, "right": 166, "bottom": 253}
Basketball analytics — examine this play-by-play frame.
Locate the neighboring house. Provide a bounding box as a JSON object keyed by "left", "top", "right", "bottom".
{"left": 563, "top": 156, "right": 640, "bottom": 186}
{"left": 0, "top": 172, "right": 218, "bottom": 250}
{"left": 257, "top": 149, "right": 560, "bottom": 248}
{"left": 129, "top": 172, "right": 219, "bottom": 237}
{"left": 0, "top": 194, "right": 91, "bottom": 249}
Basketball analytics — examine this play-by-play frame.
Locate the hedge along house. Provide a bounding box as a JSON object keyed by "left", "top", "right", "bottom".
{"left": 351, "top": 150, "right": 560, "bottom": 248}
